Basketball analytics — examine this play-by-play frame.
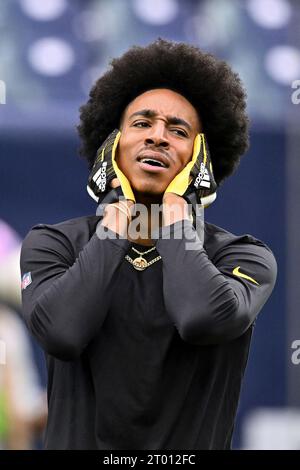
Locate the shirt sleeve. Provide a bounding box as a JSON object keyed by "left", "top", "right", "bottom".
{"left": 153, "top": 219, "right": 277, "bottom": 345}
{"left": 20, "top": 222, "right": 131, "bottom": 361}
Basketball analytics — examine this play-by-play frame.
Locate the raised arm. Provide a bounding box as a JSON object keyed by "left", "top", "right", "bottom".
{"left": 154, "top": 219, "right": 277, "bottom": 345}
{"left": 20, "top": 221, "right": 131, "bottom": 361}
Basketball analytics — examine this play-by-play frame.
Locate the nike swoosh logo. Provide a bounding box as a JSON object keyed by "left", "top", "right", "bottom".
{"left": 232, "top": 266, "right": 259, "bottom": 285}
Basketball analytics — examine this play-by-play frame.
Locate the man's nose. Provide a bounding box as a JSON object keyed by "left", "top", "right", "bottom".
{"left": 144, "top": 123, "right": 169, "bottom": 148}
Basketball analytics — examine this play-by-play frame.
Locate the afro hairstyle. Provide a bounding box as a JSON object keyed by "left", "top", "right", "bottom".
{"left": 77, "top": 38, "right": 249, "bottom": 186}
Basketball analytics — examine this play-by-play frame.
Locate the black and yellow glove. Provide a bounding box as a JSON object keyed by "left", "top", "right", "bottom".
{"left": 87, "top": 129, "right": 135, "bottom": 204}
{"left": 164, "top": 133, "right": 217, "bottom": 209}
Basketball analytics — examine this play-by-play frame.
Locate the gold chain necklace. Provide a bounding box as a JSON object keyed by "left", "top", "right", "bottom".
{"left": 125, "top": 245, "right": 161, "bottom": 271}
{"left": 132, "top": 246, "right": 156, "bottom": 256}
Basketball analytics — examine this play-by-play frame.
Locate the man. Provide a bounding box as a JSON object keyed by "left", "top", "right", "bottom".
{"left": 20, "top": 39, "right": 277, "bottom": 450}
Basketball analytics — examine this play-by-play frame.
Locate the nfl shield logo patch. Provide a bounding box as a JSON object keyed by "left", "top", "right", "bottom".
{"left": 21, "top": 272, "right": 32, "bottom": 290}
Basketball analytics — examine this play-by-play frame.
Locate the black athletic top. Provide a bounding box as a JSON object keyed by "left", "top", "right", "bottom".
{"left": 20, "top": 216, "right": 277, "bottom": 450}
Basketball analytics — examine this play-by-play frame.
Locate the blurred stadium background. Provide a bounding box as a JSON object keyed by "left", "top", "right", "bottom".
{"left": 0, "top": 0, "right": 299, "bottom": 449}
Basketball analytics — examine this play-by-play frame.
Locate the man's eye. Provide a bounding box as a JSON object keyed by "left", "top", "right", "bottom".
{"left": 133, "top": 121, "right": 150, "bottom": 128}
{"left": 171, "top": 128, "right": 188, "bottom": 137}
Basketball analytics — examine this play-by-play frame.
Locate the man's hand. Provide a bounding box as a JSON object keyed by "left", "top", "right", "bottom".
{"left": 101, "top": 198, "right": 135, "bottom": 236}
{"left": 101, "top": 177, "right": 135, "bottom": 236}
{"left": 110, "top": 178, "right": 121, "bottom": 189}
{"left": 87, "top": 129, "right": 135, "bottom": 203}
{"left": 162, "top": 193, "right": 190, "bottom": 226}
{"left": 164, "top": 133, "right": 217, "bottom": 208}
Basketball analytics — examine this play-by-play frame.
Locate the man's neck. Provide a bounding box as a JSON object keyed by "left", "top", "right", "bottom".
{"left": 127, "top": 191, "right": 189, "bottom": 246}
{"left": 128, "top": 192, "right": 162, "bottom": 246}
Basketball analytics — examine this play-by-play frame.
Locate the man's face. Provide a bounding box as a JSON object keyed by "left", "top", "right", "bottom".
{"left": 116, "top": 88, "right": 201, "bottom": 200}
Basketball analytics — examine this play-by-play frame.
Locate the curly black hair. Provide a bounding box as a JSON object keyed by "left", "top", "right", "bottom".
{"left": 77, "top": 38, "right": 249, "bottom": 186}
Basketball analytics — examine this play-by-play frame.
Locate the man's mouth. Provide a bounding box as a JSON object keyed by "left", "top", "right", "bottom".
{"left": 139, "top": 157, "right": 167, "bottom": 168}
{"left": 137, "top": 152, "right": 169, "bottom": 170}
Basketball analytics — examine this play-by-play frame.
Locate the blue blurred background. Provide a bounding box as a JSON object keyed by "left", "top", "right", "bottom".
{"left": 0, "top": 0, "right": 299, "bottom": 449}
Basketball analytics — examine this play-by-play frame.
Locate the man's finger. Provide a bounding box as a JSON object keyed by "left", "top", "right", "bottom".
{"left": 110, "top": 178, "right": 121, "bottom": 189}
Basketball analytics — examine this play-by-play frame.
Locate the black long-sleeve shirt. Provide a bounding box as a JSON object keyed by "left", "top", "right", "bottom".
{"left": 20, "top": 216, "right": 277, "bottom": 449}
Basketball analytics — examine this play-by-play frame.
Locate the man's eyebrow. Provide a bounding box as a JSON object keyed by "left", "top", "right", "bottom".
{"left": 129, "top": 109, "right": 192, "bottom": 131}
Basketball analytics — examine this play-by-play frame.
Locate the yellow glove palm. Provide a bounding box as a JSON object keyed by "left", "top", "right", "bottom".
{"left": 164, "top": 133, "right": 217, "bottom": 208}
{"left": 165, "top": 134, "right": 201, "bottom": 196}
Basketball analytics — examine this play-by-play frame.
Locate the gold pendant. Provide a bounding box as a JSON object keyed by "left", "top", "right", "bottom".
{"left": 133, "top": 256, "right": 148, "bottom": 271}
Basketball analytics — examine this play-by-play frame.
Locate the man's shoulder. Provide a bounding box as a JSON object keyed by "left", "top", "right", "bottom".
{"left": 23, "top": 215, "right": 101, "bottom": 254}
{"left": 204, "top": 221, "right": 261, "bottom": 244}
{"left": 32, "top": 214, "right": 100, "bottom": 233}
{"left": 203, "top": 221, "right": 275, "bottom": 260}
